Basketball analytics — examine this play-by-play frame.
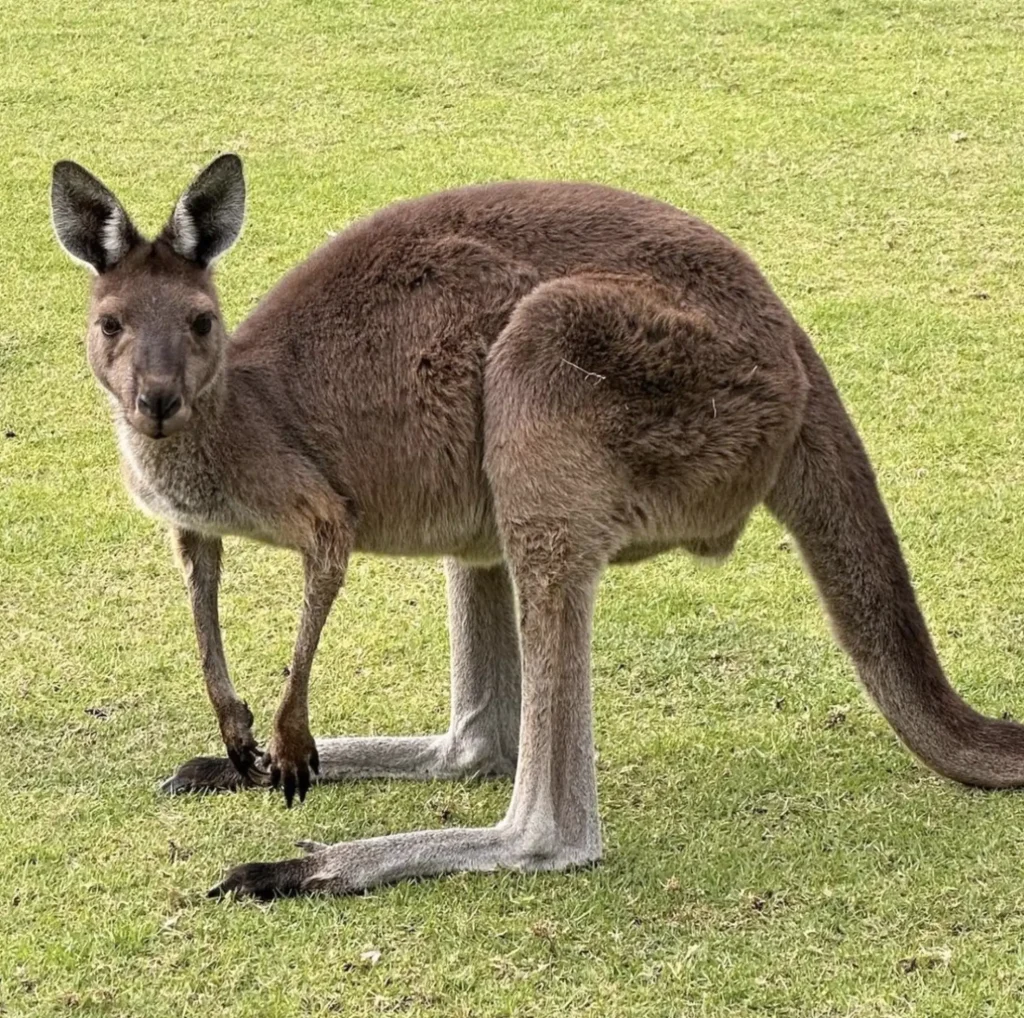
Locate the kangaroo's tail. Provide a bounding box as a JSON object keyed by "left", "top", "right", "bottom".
{"left": 767, "top": 337, "right": 1024, "bottom": 787}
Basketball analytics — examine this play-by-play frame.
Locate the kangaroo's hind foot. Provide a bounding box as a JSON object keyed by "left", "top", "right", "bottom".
{"left": 160, "top": 754, "right": 269, "bottom": 795}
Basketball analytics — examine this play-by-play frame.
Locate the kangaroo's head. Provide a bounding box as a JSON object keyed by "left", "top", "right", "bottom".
{"left": 50, "top": 155, "right": 245, "bottom": 440}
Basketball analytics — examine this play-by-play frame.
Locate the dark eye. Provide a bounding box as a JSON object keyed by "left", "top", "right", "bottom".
{"left": 100, "top": 316, "right": 122, "bottom": 337}
{"left": 191, "top": 314, "right": 214, "bottom": 337}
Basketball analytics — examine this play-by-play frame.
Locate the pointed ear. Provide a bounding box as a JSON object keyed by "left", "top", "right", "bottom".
{"left": 162, "top": 154, "right": 245, "bottom": 267}
{"left": 51, "top": 161, "right": 141, "bottom": 273}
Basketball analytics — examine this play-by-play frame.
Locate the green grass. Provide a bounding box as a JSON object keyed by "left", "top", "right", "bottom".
{"left": 3, "top": 0, "right": 1024, "bottom": 1014}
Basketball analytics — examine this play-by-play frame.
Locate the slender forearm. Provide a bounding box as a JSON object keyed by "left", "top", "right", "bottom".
{"left": 267, "top": 548, "right": 346, "bottom": 804}
{"left": 173, "top": 528, "right": 259, "bottom": 776}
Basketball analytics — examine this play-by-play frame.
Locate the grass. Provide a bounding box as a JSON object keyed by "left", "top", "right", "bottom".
{"left": 3, "top": 0, "right": 1024, "bottom": 1013}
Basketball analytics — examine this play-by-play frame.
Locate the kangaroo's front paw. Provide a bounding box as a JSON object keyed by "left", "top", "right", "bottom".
{"left": 218, "top": 700, "right": 265, "bottom": 784}
{"left": 264, "top": 725, "right": 319, "bottom": 808}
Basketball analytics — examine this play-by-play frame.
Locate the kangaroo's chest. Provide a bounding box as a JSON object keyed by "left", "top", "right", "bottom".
{"left": 117, "top": 424, "right": 258, "bottom": 538}
{"left": 125, "top": 459, "right": 242, "bottom": 537}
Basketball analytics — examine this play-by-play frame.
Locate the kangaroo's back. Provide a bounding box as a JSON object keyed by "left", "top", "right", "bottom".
{"left": 235, "top": 180, "right": 793, "bottom": 355}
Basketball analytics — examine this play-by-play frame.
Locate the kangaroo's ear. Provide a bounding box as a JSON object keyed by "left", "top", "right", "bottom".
{"left": 162, "top": 154, "right": 245, "bottom": 267}
{"left": 51, "top": 161, "right": 141, "bottom": 274}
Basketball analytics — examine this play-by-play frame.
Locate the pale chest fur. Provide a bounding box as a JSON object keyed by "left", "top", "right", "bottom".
{"left": 116, "top": 418, "right": 263, "bottom": 539}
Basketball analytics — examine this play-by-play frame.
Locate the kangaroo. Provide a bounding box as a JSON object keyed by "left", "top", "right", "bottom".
{"left": 50, "top": 153, "right": 1024, "bottom": 899}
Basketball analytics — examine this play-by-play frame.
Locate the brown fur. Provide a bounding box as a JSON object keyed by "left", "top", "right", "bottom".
{"left": 51, "top": 156, "right": 1024, "bottom": 899}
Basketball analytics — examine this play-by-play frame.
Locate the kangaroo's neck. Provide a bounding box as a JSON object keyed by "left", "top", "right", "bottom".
{"left": 115, "top": 376, "right": 244, "bottom": 536}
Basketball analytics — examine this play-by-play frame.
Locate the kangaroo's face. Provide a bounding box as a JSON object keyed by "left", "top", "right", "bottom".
{"left": 51, "top": 155, "right": 245, "bottom": 440}
{"left": 85, "top": 246, "right": 225, "bottom": 438}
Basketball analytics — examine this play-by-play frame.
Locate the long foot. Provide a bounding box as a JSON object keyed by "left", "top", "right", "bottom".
{"left": 205, "top": 824, "right": 596, "bottom": 900}
{"left": 160, "top": 755, "right": 269, "bottom": 795}
{"left": 208, "top": 857, "right": 311, "bottom": 900}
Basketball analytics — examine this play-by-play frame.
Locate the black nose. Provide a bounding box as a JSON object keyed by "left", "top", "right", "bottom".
{"left": 137, "top": 388, "right": 183, "bottom": 421}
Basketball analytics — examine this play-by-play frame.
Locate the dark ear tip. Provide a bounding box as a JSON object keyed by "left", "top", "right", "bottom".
{"left": 210, "top": 152, "right": 244, "bottom": 177}
{"left": 51, "top": 160, "right": 97, "bottom": 191}
{"left": 52, "top": 159, "right": 80, "bottom": 181}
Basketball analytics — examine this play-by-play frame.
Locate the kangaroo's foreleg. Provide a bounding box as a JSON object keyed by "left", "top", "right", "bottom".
{"left": 263, "top": 543, "right": 347, "bottom": 806}
{"left": 171, "top": 529, "right": 263, "bottom": 786}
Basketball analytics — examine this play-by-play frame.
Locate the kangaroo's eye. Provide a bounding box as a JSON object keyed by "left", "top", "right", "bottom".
{"left": 191, "top": 313, "right": 214, "bottom": 337}
{"left": 100, "top": 316, "right": 122, "bottom": 337}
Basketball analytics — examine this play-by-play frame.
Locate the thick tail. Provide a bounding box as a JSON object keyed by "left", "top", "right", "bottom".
{"left": 766, "top": 340, "right": 1024, "bottom": 788}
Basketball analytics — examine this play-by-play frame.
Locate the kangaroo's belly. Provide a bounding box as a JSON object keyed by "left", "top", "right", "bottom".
{"left": 351, "top": 467, "right": 503, "bottom": 563}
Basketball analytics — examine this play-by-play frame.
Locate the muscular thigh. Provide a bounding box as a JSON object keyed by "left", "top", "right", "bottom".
{"left": 483, "top": 273, "right": 808, "bottom": 563}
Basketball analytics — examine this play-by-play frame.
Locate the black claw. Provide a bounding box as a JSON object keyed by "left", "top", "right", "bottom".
{"left": 283, "top": 771, "right": 297, "bottom": 808}
{"left": 226, "top": 742, "right": 258, "bottom": 780}
{"left": 298, "top": 767, "right": 310, "bottom": 803}
{"left": 310, "top": 746, "right": 320, "bottom": 776}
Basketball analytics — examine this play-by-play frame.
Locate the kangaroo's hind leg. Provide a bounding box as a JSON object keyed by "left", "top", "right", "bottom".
{"left": 309, "top": 559, "right": 521, "bottom": 781}
{"left": 210, "top": 418, "right": 612, "bottom": 897}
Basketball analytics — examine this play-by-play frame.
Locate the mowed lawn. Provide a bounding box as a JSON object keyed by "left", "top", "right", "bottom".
{"left": 3, "top": 0, "right": 1024, "bottom": 1014}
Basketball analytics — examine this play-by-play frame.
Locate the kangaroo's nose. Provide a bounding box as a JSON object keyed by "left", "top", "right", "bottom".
{"left": 137, "top": 387, "right": 183, "bottom": 421}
